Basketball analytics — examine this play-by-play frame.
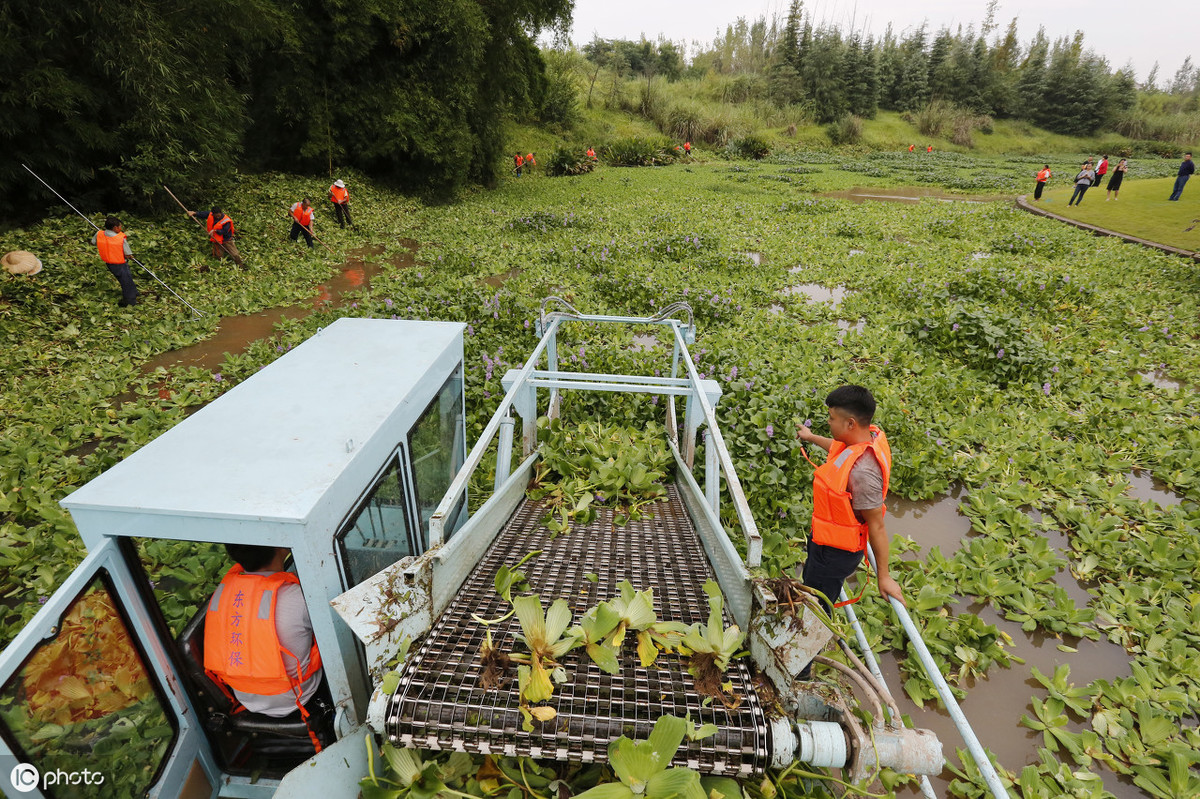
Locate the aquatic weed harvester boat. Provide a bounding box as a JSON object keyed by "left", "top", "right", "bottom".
{"left": 0, "top": 302, "right": 1007, "bottom": 798}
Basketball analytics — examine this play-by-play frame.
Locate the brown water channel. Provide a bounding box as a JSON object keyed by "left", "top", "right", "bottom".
{"left": 878, "top": 488, "right": 1154, "bottom": 798}
{"left": 820, "top": 186, "right": 1006, "bottom": 204}
{"left": 140, "top": 243, "right": 413, "bottom": 375}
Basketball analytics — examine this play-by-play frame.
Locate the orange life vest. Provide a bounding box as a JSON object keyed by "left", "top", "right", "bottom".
{"left": 210, "top": 214, "right": 234, "bottom": 243}
{"left": 96, "top": 231, "right": 127, "bottom": 265}
{"left": 203, "top": 566, "right": 322, "bottom": 697}
{"left": 810, "top": 426, "right": 891, "bottom": 552}
{"left": 515, "top": 155, "right": 524, "bottom": 166}
{"left": 587, "top": 148, "right": 595, "bottom": 158}
{"left": 908, "top": 145, "right": 914, "bottom": 152}
{"left": 684, "top": 142, "right": 691, "bottom": 151}
{"left": 291, "top": 203, "right": 313, "bottom": 226}
{"left": 526, "top": 153, "right": 535, "bottom": 165}
{"left": 329, "top": 185, "right": 348, "bottom": 204}
{"left": 1037, "top": 169, "right": 1051, "bottom": 182}
{"left": 205, "top": 213, "right": 216, "bottom": 233}
{"left": 927, "top": 145, "right": 933, "bottom": 153}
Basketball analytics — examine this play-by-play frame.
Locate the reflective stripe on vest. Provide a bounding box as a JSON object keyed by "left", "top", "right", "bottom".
{"left": 810, "top": 426, "right": 891, "bottom": 552}
{"left": 96, "top": 232, "right": 127, "bottom": 264}
{"left": 291, "top": 203, "right": 313, "bottom": 226}
{"left": 203, "top": 565, "right": 322, "bottom": 696}
{"left": 330, "top": 185, "right": 348, "bottom": 204}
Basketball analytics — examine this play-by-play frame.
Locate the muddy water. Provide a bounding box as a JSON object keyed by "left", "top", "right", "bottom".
{"left": 873, "top": 488, "right": 1137, "bottom": 797}
{"left": 736, "top": 251, "right": 764, "bottom": 265}
{"left": 779, "top": 283, "right": 849, "bottom": 307}
{"left": 1132, "top": 369, "right": 1183, "bottom": 391}
{"left": 1127, "top": 470, "right": 1183, "bottom": 507}
{"left": 139, "top": 243, "right": 410, "bottom": 375}
{"left": 837, "top": 318, "right": 866, "bottom": 334}
{"left": 819, "top": 186, "right": 1004, "bottom": 204}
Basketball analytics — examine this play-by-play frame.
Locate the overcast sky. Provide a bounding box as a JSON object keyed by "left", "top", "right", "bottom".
{"left": 564, "top": 0, "right": 1194, "bottom": 86}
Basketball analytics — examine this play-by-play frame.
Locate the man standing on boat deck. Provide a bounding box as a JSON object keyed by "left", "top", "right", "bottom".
{"left": 796, "top": 385, "right": 904, "bottom": 619}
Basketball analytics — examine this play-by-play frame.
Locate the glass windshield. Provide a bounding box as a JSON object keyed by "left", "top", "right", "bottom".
{"left": 0, "top": 575, "right": 176, "bottom": 798}
{"left": 337, "top": 456, "right": 414, "bottom": 587}
{"left": 409, "top": 370, "right": 466, "bottom": 542}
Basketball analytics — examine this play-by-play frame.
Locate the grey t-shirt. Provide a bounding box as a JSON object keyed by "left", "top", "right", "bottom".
{"left": 848, "top": 451, "right": 885, "bottom": 521}
{"left": 230, "top": 578, "right": 324, "bottom": 717}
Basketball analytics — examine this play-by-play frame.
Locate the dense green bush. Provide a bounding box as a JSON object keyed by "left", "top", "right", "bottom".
{"left": 602, "top": 137, "right": 679, "bottom": 167}
{"left": 728, "top": 134, "right": 770, "bottom": 159}
{"left": 826, "top": 115, "right": 864, "bottom": 146}
{"left": 545, "top": 147, "right": 597, "bottom": 177}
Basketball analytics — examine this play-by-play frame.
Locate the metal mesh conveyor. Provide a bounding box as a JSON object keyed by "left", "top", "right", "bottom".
{"left": 385, "top": 485, "right": 771, "bottom": 775}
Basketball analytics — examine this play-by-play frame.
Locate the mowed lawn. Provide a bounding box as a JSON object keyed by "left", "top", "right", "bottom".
{"left": 1032, "top": 176, "right": 1200, "bottom": 251}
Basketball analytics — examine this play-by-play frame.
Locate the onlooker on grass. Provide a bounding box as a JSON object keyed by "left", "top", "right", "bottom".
{"left": 1168, "top": 153, "right": 1194, "bottom": 201}
{"left": 1106, "top": 159, "right": 1127, "bottom": 201}
{"left": 1034, "top": 165, "right": 1051, "bottom": 201}
{"left": 1068, "top": 163, "right": 1096, "bottom": 207}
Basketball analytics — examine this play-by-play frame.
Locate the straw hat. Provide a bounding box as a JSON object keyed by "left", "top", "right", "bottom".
{"left": 334, "top": 179, "right": 345, "bottom": 188}
{"left": 2, "top": 250, "right": 43, "bottom": 276}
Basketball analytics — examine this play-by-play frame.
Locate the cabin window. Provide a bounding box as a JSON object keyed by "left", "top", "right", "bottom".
{"left": 337, "top": 456, "right": 416, "bottom": 587}
{"left": 409, "top": 369, "right": 466, "bottom": 542}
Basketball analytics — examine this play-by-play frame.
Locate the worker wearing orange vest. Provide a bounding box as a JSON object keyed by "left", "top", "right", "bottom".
{"left": 684, "top": 141, "right": 691, "bottom": 156}
{"left": 204, "top": 544, "right": 328, "bottom": 749}
{"left": 514, "top": 153, "right": 524, "bottom": 176}
{"left": 1034, "top": 165, "right": 1052, "bottom": 201}
{"left": 289, "top": 199, "right": 315, "bottom": 248}
{"left": 94, "top": 216, "right": 138, "bottom": 307}
{"left": 525, "top": 153, "right": 536, "bottom": 172}
{"left": 926, "top": 144, "right": 933, "bottom": 153}
{"left": 189, "top": 207, "right": 245, "bottom": 268}
{"left": 328, "top": 179, "right": 353, "bottom": 229}
{"left": 796, "top": 385, "right": 903, "bottom": 624}
{"left": 908, "top": 144, "right": 915, "bottom": 153}
{"left": 586, "top": 147, "right": 596, "bottom": 161}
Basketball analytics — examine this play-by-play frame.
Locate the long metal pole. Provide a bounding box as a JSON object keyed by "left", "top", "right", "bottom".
{"left": 863, "top": 547, "right": 1011, "bottom": 799}
{"left": 840, "top": 588, "right": 939, "bottom": 799}
{"left": 22, "top": 165, "right": 205, "bottom": 317}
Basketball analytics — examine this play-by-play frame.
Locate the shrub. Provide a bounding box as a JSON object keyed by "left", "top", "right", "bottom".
{"left": 951, "top": 115, "right": 975, "bottom": 148}
{"left": 728, "top": 134, "right": 770, "bottom": 159}
{"left": 914, "top": 100, "right": 953, "bottom": 137}
{"left": 602, "top": 137, "right": 679, "bottom": 167}
{"left": 826, "top": 115, "right": 863, "bottom": 146}
{"left": 545, "top": 147, "right": 596, "bottom": 177}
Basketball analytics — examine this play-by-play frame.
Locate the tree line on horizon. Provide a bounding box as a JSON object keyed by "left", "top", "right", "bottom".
{"left": 0, "top": 0, "right": 574, "bottom": 220}
{"left": 578, "top": 0, "right": 1199, "bottom": 146}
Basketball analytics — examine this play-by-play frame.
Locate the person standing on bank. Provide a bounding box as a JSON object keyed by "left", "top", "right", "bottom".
{"left": 1033, "top": 164, "right": 1052, "bottom": 201}
{"left": 1168, "top": 153, "right": 1194, "bottom": 201}
{"left": 94, "top": 216, "right": 138, "bottom": 307}
{"left": 1106, "top": 159, "right": 1128, "bottom": 200}
{"left": 289, "top": 199, "right": 315, "bottom": 248}
{"left": 328, "top": 180, "right": 353, "bottom": 229}
{"left": 796, "top": 385, "right": 904, "bottom": 629}
{"left": 1067, "top": 163, "right": 1096, "bottom": 206}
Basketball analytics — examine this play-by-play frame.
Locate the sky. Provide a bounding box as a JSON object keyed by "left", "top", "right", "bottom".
{"left": 564, "top": 0, "right": 1195, "bottom": 86}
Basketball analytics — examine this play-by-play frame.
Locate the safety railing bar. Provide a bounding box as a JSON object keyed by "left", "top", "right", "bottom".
{"left": 540, "top": 297, "right": 694, "bottom": 331}
{"left": 671, "top": 325, "right": 763, "bottom": 568}
{"left": 528, "top": 369, "right": 693, "bottom": 387}
{"left": 524, "top": 378, "right": 697, "bottom": 396}
{"left": 864, "top": 547, "right": 1010, "bottom": 799}
{"left": 839, "top": 588, "right": 939, "bottom": 799}
{"left": 429, "top": 317, "right": 561, "bottom": 545}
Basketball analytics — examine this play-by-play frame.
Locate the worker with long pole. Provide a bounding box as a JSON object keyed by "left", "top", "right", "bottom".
{"left": 162, "top": 185, "right": 246, "bottom": 269}
{"left": 287, "top": 199, "right": 336, "bottom": 255}
{"left": 22, "top": 165, "right": 205, "bottom": 316}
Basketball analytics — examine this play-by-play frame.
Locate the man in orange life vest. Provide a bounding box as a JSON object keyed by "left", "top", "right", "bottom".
{"left": 94, "top": 216, "right": 138, "bottom": 307}
{"left": 289, "top": 199, "right": 315, "bottom": 248}
{"left": 328, "top": 179, "right": 353, "bottom": 229}
{"left": 204, "top": 544, "right": 324, "bottom": 720}
{"left": 796, "top": 385, "right": 904, "bottom": 621}
{"left": 189, "top": 207, "right": 245, "bottom": 268}
{"left": 514, "top": 153, "right": 524, "bottom": 176}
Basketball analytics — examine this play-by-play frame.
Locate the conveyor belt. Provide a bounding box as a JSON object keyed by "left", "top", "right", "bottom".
{"left": 386, "top": 484, "right": 770, "bottom": 774}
